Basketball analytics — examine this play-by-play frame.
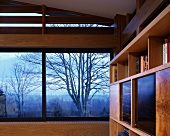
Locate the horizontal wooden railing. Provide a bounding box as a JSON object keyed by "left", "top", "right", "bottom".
{"left": 0, "top": 4, "right": 114, "bottom": 34}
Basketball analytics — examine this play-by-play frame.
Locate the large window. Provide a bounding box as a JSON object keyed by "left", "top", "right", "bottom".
{"left": 0, "top": 49, "right": 111, "bottom": 121}
{"left": 0, "top": 52, "right": 42, "bottom": 118}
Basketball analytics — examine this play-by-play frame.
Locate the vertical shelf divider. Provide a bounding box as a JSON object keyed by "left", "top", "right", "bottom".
{"left": 131, "top": 79, "right": 136, "bottom": 128}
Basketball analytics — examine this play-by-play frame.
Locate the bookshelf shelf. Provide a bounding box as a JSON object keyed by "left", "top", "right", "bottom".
{"left": 110, "top": 62, "right": 170, "bottom": 85}
{"left": 110, "top": 117, "right": 150, "bottom": 136}
{"left": 110, "top": 4, "right": 170, "bottom": 136}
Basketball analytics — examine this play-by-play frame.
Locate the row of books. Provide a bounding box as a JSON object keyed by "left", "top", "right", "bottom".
{"left": 163, "top": 35, "right": 170, "bottom": 64}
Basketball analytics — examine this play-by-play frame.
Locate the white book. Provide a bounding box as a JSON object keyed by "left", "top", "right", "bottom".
{"left": 163, "top": 38, "right": 168, "bottom": 64}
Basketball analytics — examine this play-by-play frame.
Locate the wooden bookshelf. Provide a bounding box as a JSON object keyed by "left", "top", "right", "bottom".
{"left": 110, "top": 4, "right": 170, "bottom": 136}
{"left": 110, "top": 4, "right": 170, "bottom": 65}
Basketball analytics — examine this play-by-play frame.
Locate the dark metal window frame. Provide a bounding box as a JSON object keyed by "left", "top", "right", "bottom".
{"left": 0, "top": 48, "right": 113, "bottom": 122}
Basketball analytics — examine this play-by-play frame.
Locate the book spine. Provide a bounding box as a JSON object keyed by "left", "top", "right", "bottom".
{"left": 163, "top": 38, "right": 168, "bottom": 64}
{"left": 144, "top": 55, "right": 148, "bottom": 71}
{"left": 136, "top": 57, "right": 140, "bottom": 74}
{"left": 140, "top": 56, "right": 144, "bottom": 72}
{"left": 140, "top": 55, "right": 148, "bottom": 72}
{"left": 167, "top": 36, "right": 170, "bottom": 62}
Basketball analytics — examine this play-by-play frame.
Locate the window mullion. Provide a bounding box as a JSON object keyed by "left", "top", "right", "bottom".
{"left": 42, "top": 52, "right": 46, "bottom": 121}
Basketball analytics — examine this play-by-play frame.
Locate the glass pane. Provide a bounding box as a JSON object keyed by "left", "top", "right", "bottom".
{"left": 46, "top": 53, "right": 110, "bottom": 117}
{"left": 121, "top": 81, "right": 131, "bottom": 124}
{"left": 0, "top": 53, "right": 42, "bottom": 118}
{"left": 136, "top": 74, "right": 155, "bottom": 135}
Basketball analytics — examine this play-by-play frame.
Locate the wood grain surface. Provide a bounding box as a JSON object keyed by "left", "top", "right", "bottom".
{"left": 156, "top": 68, "right": 170, "bottom": 136}
{"left": 0, "top": 34, "right": 116, "bottom": 48}
{"left": 110, "top": 84, "right": 120, "bottom": 121}
{"left": 0, "top": 122, "right": 109, "bottom": 136}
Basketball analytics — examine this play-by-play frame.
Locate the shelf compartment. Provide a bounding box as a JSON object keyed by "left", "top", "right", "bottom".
{"left": 110, "top": 62, "right": 170, "bottom": 85}
{"left": 148, "top": 36, "right": 163, "bottom": 69}
{"left": 110, "top": 65, "right": 117, "bottom": 83}
{"left": 117, "top": 61, "right": 128, "bottom": 80}
{"left": 129, "top": 130, "right": 140, "bottom": 136}
{"left": 110, "top": 118, "right": 151, "bottom": 136}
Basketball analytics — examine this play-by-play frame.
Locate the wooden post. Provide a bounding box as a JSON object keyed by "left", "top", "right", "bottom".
{"left": 114, "top": 14, "right": 126, "bottom": 55}
{"left": 42, "top": 5, "right": 46, "bottom": 34}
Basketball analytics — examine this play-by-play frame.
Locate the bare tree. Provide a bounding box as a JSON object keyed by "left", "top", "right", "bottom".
{"left": 50, "top": 24, "right": 99, "bottom": 27}
{"left": 20, "top": 53, "right": 109, "bottom": 117}
{"left": 9, "top": 63, "right": 40, "bottom": 117}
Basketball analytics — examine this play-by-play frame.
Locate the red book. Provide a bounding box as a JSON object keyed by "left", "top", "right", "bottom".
{"left": 140, "top": 56, "right": 145, "bottom": 72}
{"left": 167, "top": 35, "right": 170, "bottom": 62}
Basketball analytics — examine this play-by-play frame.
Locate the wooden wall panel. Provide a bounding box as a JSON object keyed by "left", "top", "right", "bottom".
{"left": 109, "top": 119, "right": 117, "bottom": 136}
{"left": 0, "top": 122, "right": 109, "bottom": 136}
{"left": 110, "top": 84, "right": 120, "bottom": 121}
{"left": 0, "top": 34, "right": 117, "bottom": 48}
{"left": 156, "top": 68, "right": 170, "bottom": 136}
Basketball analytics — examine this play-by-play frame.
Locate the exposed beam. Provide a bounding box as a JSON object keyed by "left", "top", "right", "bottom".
{"left": 113, "top": 14, "right": 126, "bottom": 55}
{"left": 0, "top": 16, "right": 113, "bottom": 24}
{"left": 136, "top": 0, "right": 146, "bottom": 13}
{"left": 0, "top": 13, "right": 113, "bottom": 25}
{"left": 0, "top": 16, "right": 41, "bottom": 23}
{"left": 121, "top": 0, "right": 168, "bottom": 46}
{"left": 0, "top": 27, "right": 114, "bottom": 35}
{"left": 0, "top": 34, "right": 117, "bottom": 48}
{"left": 0, "top": 5, "right": 42, "bottom": 13}
{"left": 46, "top": 16, "right": 113, "bottom": 24}
{"left": 136, "top": 0, "right": 146, "bottom": 34}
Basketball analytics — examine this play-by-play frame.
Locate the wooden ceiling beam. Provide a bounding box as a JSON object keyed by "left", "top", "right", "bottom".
{"left": 0, "top": 34, "right": 117, "bottom": 48}
{"left": 0, "top": 27, "right": 114, "bottom": 35}
{"left": 0, "top": 4, "right": 114, "bottom": 24}
{"left": 0, "top": 5, "right": 42, "bottom": 13}
{"left": 46, "top": 16, "right": 113, "bottom": 24}
{"left": 0, "top": 16, "right": 42, "bottom": 23}
{"left": 0, "top": 16, "right": 113, "bottom": 24}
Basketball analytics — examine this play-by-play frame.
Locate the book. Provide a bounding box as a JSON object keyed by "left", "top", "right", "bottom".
{"left": 167, "top": 35, "right": 170, "bottom": 62}
{"left": 163, "top": 38, "right": 168, "bottom": 64}
{"left": 124, "top": 128, "right": 129, "bottom": 135}
{"left": 136, "top": 56, "right": 140, "bottom": 74}
{"left": 140, "top": 55, "right": 148, "bottom": 72}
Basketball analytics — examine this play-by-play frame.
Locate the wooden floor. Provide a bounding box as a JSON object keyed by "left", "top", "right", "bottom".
{"left": 0, "top": 121, "right": 109, "bottom": 136}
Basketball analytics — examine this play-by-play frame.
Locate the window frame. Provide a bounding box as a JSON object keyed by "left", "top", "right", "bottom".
{"left": 0, "top": 48, "right": 113, "bottom": 122}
